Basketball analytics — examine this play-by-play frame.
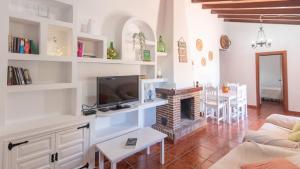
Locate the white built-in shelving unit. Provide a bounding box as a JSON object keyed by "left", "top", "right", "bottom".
{"left": 0, "top": 0, "right": 168, "bottom": 148}
{"left": 0, "top": 0, "right": 78, "bottom": 127}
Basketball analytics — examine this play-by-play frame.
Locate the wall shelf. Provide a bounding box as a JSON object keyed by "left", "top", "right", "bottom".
{"left": 77, "top": 58, "right": 156, "bottom": 66}
{"left": 8, "top": 53, "right": 73, "bottom": 62}
{"left": 139, "top": 98, "right": 168, "bottom": 110}
{"left": 78, "top": 32, "right": 106, "bottom": 42}
{"left": 157, "top": 52, "right": 167, "bottom": 57}
{"left": 9, "top": 12, "right": 74, "bottom": 29}
{"left": 141, "top": 78, "right": 167, "bottom": 84}
{"left": 6, "top": 83, "right": 76, "bottom": 93}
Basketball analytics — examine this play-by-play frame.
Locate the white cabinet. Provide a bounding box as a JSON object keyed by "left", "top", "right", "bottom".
{"left": 55, "top": 124, "right": 90, "bottom": 169}
{"left": 8, "top": 134, "right": 55, "bottom": 169}
{"left": 5, "top": 123, "right": 90, "bottom": 169}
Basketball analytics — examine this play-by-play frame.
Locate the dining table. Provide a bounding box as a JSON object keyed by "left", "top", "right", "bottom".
{"left": 219, "top": 90, "right": 237, "bottom": 124}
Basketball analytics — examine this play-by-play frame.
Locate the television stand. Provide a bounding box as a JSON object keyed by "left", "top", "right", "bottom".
{"left": 110, "top": 104, "right": 131, "bottom": 111}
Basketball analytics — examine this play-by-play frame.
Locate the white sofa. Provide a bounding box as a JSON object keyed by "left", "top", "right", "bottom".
{"left": 244, "top": 114, "right": 300, "bottom": 149}
{"left": 209, "top": 142, "right": 300, "bottom": 169}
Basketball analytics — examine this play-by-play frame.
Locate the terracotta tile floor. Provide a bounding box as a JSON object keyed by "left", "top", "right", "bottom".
{"left": 97, "top": 102, "right": 289, "bottom": 169}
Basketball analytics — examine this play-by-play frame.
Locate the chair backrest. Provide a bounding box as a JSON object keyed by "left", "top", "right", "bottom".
{"left": 237, "top": 85, "right": 247, "bottom": 103}
{"left": 205, "top": 86, "right": 220, "bottom": 103}
{"left": 228, "top": 83, "right": 238, "bottom": 91}
{"left": 240, "top": 85, "right": 247, "bottom": 102}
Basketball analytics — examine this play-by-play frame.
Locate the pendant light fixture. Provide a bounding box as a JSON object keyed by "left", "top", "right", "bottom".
{"left": 251, "top": 15, "right": 272, "bottom": 49}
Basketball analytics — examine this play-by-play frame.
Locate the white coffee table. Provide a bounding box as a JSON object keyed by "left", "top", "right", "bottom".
{"left": 96, "top": 127, "right": 167, "bottom": 169}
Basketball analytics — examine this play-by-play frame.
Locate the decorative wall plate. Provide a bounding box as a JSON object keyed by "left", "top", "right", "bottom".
{"left": 220, "top": 35, "right": 231, "bottom": 49}
{"left": 196, "top": 39, "right": 203, "bottom": 51}
{"left": 201, "top": 57, "right": 206, "bottom": 66}
{"left": 208, "top": 51, "right": 214, "bottom": 61}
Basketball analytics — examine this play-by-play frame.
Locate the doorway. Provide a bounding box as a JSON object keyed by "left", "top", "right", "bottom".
{"left": 256, "top": 51, "right": 288, "bottom": 113}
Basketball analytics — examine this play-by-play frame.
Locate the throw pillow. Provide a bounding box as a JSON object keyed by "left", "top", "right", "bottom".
{"left": 288, "top": 131, "right": 300, "bottom": 142}
{"left": 241, "top": 158, "right": 299, "bottom": 169}
{"left": 292, "top": 122, "right": 300, "bottom": 133}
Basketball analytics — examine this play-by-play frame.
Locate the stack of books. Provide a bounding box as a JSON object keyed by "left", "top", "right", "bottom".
{"left": 7, "top": 66, "right": 32, "bottom": 86}
{"left": 8, "top": 35, "right": 39, "bottom": 54}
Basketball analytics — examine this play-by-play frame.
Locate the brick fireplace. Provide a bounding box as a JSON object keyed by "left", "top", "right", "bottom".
{"left": 153, "top": 87, "right": 206, "bottom": 142}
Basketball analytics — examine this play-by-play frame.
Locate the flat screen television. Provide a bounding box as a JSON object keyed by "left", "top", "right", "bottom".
{"left": 97, "top": 75, "right": 139, "bottom": 108}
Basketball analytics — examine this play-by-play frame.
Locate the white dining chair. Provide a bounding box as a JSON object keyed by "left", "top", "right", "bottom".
{"left": 227, "top": 83, "right": 238, "bottom": 91}
{"left": 204, "top": 86, "right": 226, "bottom": 124}
{"left": 200, "top": 85, "right": 206, "bottom": 116}
{"left": 240, "top": 85, "right": 248, "bottom": 117}
{"left": 230, "top": 85, "right": 248, "bottom": 122}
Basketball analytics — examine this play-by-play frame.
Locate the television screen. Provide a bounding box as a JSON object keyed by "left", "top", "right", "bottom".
{"left": 97, "top": 75, "right": 139, "bottom": 108}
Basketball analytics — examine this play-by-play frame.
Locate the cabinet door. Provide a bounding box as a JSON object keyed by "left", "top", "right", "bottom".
{"left": 8, "top": 134, "right": 55, "bottom": 169}
{"left": 54, "top": 124, "right": 89, "bottom": 169}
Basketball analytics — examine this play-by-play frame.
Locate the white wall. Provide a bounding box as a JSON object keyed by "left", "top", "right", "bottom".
{"left": 77, "top": 0, "right": 162, "bottom": 50}
{"left": 158, "top": 0, "right": 223, "bottom": 89}
{"left": 186, "top": 2, "right": 223, "bottom": 86}
{"left": 260, "top": 55, "right": 282, "bottom": 88}
{"left": 221, "top": 22, "right": 300, "bottom": 112}
{"left": 78, "top": 0, "right": 223, "bottom": 91}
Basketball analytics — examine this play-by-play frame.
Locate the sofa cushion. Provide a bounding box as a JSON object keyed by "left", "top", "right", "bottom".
{"left": 259, "top": 123, "right": 291, "bottom": 137}
{"left": 266, "top": 114, "right": 300, "bottom": 130}
{"left": 209, "top": 142, "right": 300, "bottom": 169}
{"left": 244, "top": 123, "right": 300, "bottom": 149}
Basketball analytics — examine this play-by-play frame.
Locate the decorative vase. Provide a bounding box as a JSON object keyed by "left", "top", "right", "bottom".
{"left": 222, "top": 85, "right": 230, "bottom": 93}
{"left": 87, "top": 18, "right": 97, "bottom": 34}
{"left": 107, "top": 42, "right": 118, "bottom": 59}
{"left": 157, "top": 35, "right": 166, "bottom": 52}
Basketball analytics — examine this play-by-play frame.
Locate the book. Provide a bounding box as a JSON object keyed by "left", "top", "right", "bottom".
{"left": 124, "top": 138, "right": 137, "bottom": 149}
{"left": 8, "top": 35, "right": 12, "bottom": 52}
{"left": 7, "top": 66, "right": 14, "bottom": 86}
{"left": 13, "top": 37, "right": 17, "bottom": 53}
{"left": 23, "top": 69, "right": 32, "bottom": 84}
{"left": 16, "top": 37, "right": 20, "bottom": 53}
{"left": 19, "top": 38, "right": 25, "bottom": 54}
{"left": 12, "top": 67, "right": 19, "bottom": 85}
{"left": 24, "top": 39, "right": 30, "bottom": 54}
{"left": 18, "top": 67, "right": 25, "bottom": 85}
{"left": 30, "top": 40, "right": 39, "bottom": 54}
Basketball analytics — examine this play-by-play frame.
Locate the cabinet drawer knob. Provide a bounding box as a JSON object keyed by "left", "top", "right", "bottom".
{"left": 55, "top": 152, "right": 58, "bottom": 161}
{"left": 51, "top": 154, "right": 55, "bottom": 163}
{"left": 8, "top": 141, "right": 29, "bottom": 151}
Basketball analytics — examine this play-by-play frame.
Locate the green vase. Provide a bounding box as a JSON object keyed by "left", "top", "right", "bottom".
{"left": 107, "top": 42, "right": 118, "bottom": 59}
{"left": 157, "top": 35, "right": 166, "bottom": 52}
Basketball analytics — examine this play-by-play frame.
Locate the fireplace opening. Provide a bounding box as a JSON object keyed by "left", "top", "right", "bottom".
{"left": 180, "top": 98, "right": 194, "bottom": 120}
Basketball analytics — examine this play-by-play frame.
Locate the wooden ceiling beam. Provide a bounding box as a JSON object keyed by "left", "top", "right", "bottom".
{"left": 203, "top": 1, "right": 300, "bottom": 9}
{"left": 224, "top": 18, "right": 300, "bottom": 24}
{"left": 192, "top": 0, "right": 285, "bottom": 4}
{"left": 218, "top": 14, "right": 300, "bottom": 20}
{"left": 212, "top": 8, "right": 300, "bottom": 14}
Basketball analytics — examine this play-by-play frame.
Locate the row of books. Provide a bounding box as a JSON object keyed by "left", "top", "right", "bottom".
{"left": 7, "top": 66, "right": 32, "bottom": 86}
{"left": 8, "top": 35, "right": 39, "bottom": 54}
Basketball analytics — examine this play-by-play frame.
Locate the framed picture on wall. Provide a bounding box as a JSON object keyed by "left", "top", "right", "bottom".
{"left": 178, "top": 37, "right": 188, "bottom": 63}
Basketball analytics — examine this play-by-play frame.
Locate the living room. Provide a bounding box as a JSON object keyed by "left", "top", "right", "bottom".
{"left": 0, "top": 0, "right": 300, "bottom": 169}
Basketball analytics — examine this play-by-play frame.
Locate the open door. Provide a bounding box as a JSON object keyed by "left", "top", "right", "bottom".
{"left": 256, "top": 51, "right": 288, "bottom": 114}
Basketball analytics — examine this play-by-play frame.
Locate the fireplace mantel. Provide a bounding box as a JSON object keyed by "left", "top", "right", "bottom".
{"left": 156, "top": 87, "right": 203, "bottom": 96}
